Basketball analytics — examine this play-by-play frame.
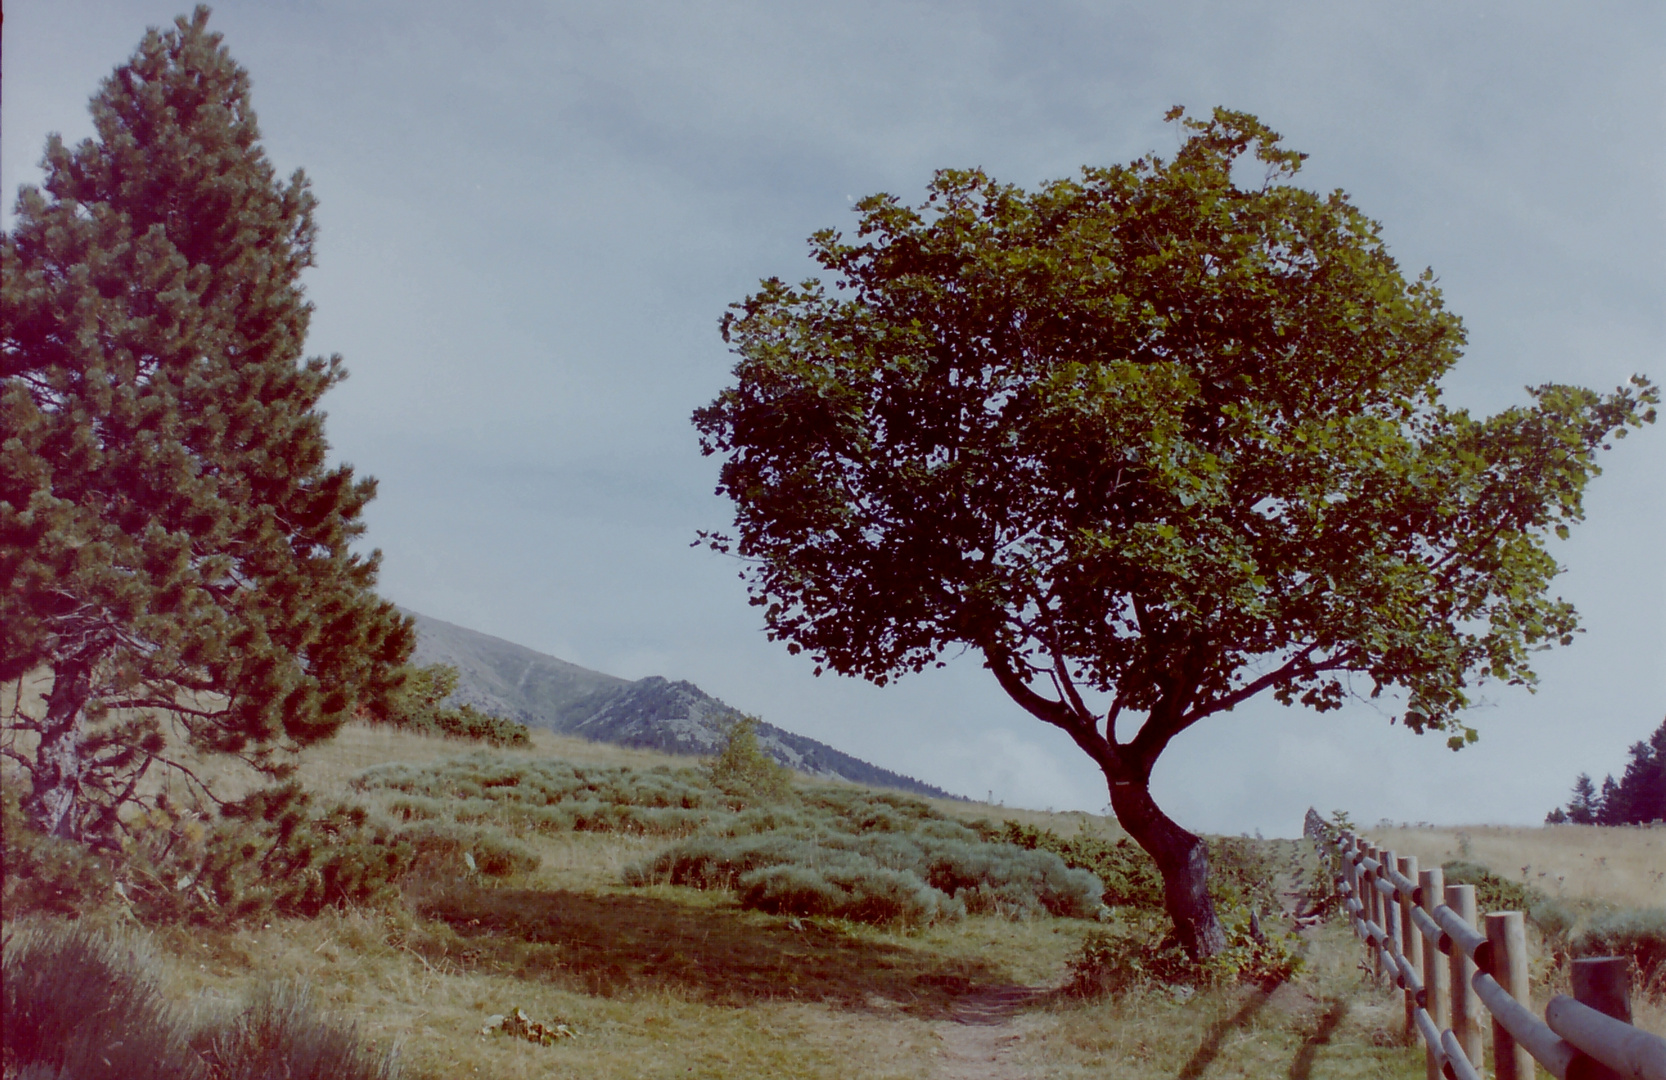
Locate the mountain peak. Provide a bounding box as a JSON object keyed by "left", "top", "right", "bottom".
{"left": 403, "top": 611, "right": 961, "bottom": 800}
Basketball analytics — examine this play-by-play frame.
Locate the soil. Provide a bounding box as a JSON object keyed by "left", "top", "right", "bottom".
{"left": 933, "top": 983, "right": 1051, "bottom": 1080}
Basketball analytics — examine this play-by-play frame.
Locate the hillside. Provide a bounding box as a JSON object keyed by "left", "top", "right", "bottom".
{"left": 405, "top": 610, "right": 961, "bottom": 800}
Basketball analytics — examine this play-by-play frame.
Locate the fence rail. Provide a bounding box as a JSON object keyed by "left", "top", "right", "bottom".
{"left": 1305, "top": 814, "right": 1666, "bottom": 1080}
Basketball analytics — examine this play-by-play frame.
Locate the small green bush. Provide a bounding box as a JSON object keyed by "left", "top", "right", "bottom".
{"left": 2, "top": 921, "right": 205, "bottom": 1080}
{"left": 122, "top": 785, "right": 415, "bottom": 925}
{"left": 398, "top": 820, "right": 540, "bottom": 879}
{"left": 1573, "top": 908, "right": 1666, "bottom": 998}
{"left": 626, "top": 826, "right": 1102, "bottom": 925}
{"left": 738, "top": 862, "right": 962, "bottom": 925}
{"left": 706, "top": 714, "right": 794, "bottom": 801}
{"left": 994, "top": 821, "right": 1163, "bottom": 908}
{"left": 1066, "top": 907, "right": 1304, "bottom": 997}
{"left": 1441, "top": 860, "right": 1547, "bottom": 915}
{"left": 201, "top": 981, "right": 398, "bottom": 1080}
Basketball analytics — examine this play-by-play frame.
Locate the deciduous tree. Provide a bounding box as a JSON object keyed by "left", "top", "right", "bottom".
{"left": 1, "top": 8, "right": 412, "bottom": 842}
{"left": 694, "top": 109, "right": 1656, "bottom": 956}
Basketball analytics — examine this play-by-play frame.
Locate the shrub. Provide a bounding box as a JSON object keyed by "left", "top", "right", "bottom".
{"left": 1441, "top": 859, "right": 1547, "bottom": 915}
{"left": 1573, "top": 908, "right": 1666, "bottom": 998}
{"left": 738, "top": 862, "right": 962, "bottom": 925}
{"left": 706, "top": 714, "right": 794, "bottom": 802}
{"left": 374, "top": 664, "right": 530, "bottom": 747}
{"left": 2, "top": 921, "right": 205, "bottom": 1080}
{"left": 121, "top": 785, "right": 415, "bottom": 925}
{"left": 398, "top": 821, "right": 540, "bottom": 879}
{"left": 994, "top": 821, "right": 1164, "bottom": 909}
{"left": 627, "top": 826, "right": 1102, "bottom": 925}
{"left": 201, "top": 981, "right": 398, "bottom": 1080}
{"left": 1066, "top": 906, "right": 1304, "bottom": 997}
{"left": 2, "top": 785, "right": 115, "bottom": 916}
{"left": 354, "top": 756, "right": 722, "bottom": 835}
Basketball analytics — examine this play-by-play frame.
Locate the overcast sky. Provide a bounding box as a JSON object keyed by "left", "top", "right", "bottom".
{"left": 6, "top": 1, "right": 1662, "bottom": 836}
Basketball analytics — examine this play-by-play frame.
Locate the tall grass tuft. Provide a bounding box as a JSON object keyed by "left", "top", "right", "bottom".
{"left": 2, "top": 921, "right": 205, "bottom": 1080}
{"left": 200, "top": 981, "right": 399, "bottom": 1080}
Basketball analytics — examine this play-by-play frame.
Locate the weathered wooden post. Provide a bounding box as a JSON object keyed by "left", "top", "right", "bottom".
{"left": 1571, "top": 957, "right": 1631, "bottom": 1023}
{"left": 1365, "top": 843, "right": 1384, "bottom": 982}
{"left": 1420, "top": 867, "right": 1448, "bottom": 1080}
{"left": 1398, "top": 854, "right": 1422, "bottom": 1038}
{"left": 1446, "top": 883, "right": 1485, "bottom": 1071}
{"left": 1486, "top": 911, "right": 1535, "bottom": 1080}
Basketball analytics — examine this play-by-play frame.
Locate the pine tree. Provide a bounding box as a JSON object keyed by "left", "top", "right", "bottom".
{"left": 1603, "top": 719, "right": 1666, "bottom": 825}
{"left": 1565, "top": 773, "right": 1602, "bottom": 824}
{"left": 1, "top": 8, "right": 412, "bottom": 841}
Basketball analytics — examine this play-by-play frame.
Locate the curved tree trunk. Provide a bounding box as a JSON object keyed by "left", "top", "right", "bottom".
{"left": 22, "top": 660, "right": 92, "bottom": 839}
{"left": 1109, "top": 777, "right": 1226, "bottom": 960}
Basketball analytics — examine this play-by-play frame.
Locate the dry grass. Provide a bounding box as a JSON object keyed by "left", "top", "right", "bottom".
{"left": 1363, "top": 823, "right": 1666, "bottom": 910}
{"left": 10, "top": 715, "right": 1663, "bottom": 1078}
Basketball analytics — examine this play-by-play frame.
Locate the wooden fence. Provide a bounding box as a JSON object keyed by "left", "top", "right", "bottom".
{"left": 1307, "top": 819, "right": 1666, "bottom": 1080}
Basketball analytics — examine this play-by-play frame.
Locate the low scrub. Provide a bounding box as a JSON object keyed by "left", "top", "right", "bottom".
{"left": 2, "top": 921, "right": 203, "bottom": 1080}
{"left": 117, "top": 785, "right": 416, "bottom": 925}
{"left": 355, "top": 756, "right": 720, "bottom": 836}
{"left": 993, "top": 821, "right": 1285, "bottom": 916}
{"left": 1066, "top": 907, "right": 1304, "bottom": 997}
{"left": 200, "top": 981, "right": 399, "bottom": 1080}
{"left": 626, "top": 826, "right": 1103, "bottom": 926}
{"left": 1573, "top": 907, "right": 1666, "bottom": 998}
{"left": 1, "top": 921, "right": 397, "bottom": 1080}
{"left": 1441, "top": 859, "right": 1547, "bottom": 915}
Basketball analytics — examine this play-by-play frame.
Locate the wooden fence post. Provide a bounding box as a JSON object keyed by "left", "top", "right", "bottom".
{"left": 1365, "top": 843, "right": 1383, "bottom": 982}
{"left": 1572, "top": 957, "right": 1632, "bottom": 1023}
{"left": 1486, "top": 911, "right": 1535, "bottom": 1080}
{"left": 1446, "top": 883, "right": 1484, "bottom": 1070}
{"left": 1398, "top": 854, "right": 1422, "bottom": 1039}
{"left": 1420, "top": 867, "right": 1448, "bottom": 1080}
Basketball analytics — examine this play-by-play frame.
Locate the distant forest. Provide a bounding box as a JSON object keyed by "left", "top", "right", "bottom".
{"left": 1545, "top": 717, "right": 1666, "bottom": 825}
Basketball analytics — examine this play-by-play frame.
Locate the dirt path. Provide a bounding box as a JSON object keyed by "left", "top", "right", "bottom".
{"left": 933, "top": 984, "right": 1050, "bottom": 1080}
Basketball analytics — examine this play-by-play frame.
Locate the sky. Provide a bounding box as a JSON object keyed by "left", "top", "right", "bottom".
{"left": 4, "top": 1, "right": 1662, "bottom": 837}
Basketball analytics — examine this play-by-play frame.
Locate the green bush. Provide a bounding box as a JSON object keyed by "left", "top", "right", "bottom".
{"left": 626, "top": 826, "right": 1102, "bottom": 925}
{"left": 2, "top": 921, "right": 205, "bottom": 1080}
{"left": 1066, "top": 906, "right": 1304, "bottom": 997}
{"left": 1573, "top": 908, "right": 1666, "bottom": 998}
{"left": 995, "top": 821, "right": 1163, "bottom": 908}
{"left": 120, "top": 785, "right": 415, "bottom": 925}
{"left": 738, "top": 862, "right": 962, "bottom": 925}
{"left": 374, "top": 664, "right": 530, "bottom": 747}
{"left": 201, "top": 981, "right": 398, "bottom": 1080}
{"left": 2, "top": 785, "right": 116, "bottom": 917}
{"left": 706, "top": 714, "right": 794, "bottom": 801}
{"left": 355, "top": 756, "right": 720, "bottom": 835}
{"left": 398, "top": 820, "right": 540, "bottom": 879}
{"left": 1441, "top": 860, "right": 1547, "bottom": 915}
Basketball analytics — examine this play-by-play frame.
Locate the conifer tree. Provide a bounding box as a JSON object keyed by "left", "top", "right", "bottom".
{"left": 1, "top": 8, "right": 412, "bottom": 841}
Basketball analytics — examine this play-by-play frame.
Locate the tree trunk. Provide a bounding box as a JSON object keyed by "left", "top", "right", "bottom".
{"left": 23, "top": 660, "right": 92, "bottom": 839}
{"left": 1109, "top": 776, "right": 1227, "bottom": 960}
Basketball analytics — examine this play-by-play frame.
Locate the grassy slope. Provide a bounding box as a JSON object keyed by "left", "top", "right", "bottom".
{"left": 8, "top": 721, "right": 1661, "bottom": 1078}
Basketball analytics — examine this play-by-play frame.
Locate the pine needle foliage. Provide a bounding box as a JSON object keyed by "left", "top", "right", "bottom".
{"left": 1, "top": 6, "right": 412, "bottom": 843}
{"left": 370, "top": 664, "right": 530, "bottom": 747}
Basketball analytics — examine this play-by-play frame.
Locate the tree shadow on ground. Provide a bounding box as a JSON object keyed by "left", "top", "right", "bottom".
{"left": 417, "top": 886, "right": 1009, "bottom": 1017}
{"left": 1287, "top": 998, "right": 1349, "bottom": 1080}
{"left": 1175, "top": 986, "right": 1274, "bottom": 1079}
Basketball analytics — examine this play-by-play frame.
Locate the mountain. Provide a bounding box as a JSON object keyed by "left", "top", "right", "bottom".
{"left": 404, "top": 610, "right": 961, "bottom": 801}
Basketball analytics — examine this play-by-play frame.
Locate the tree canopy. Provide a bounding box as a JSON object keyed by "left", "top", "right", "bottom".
{"left": 1, "top": 8, "right": 412, "bottom": 841}
{"left": 695, "top": 108, "right": 1657, "bottom": 955}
